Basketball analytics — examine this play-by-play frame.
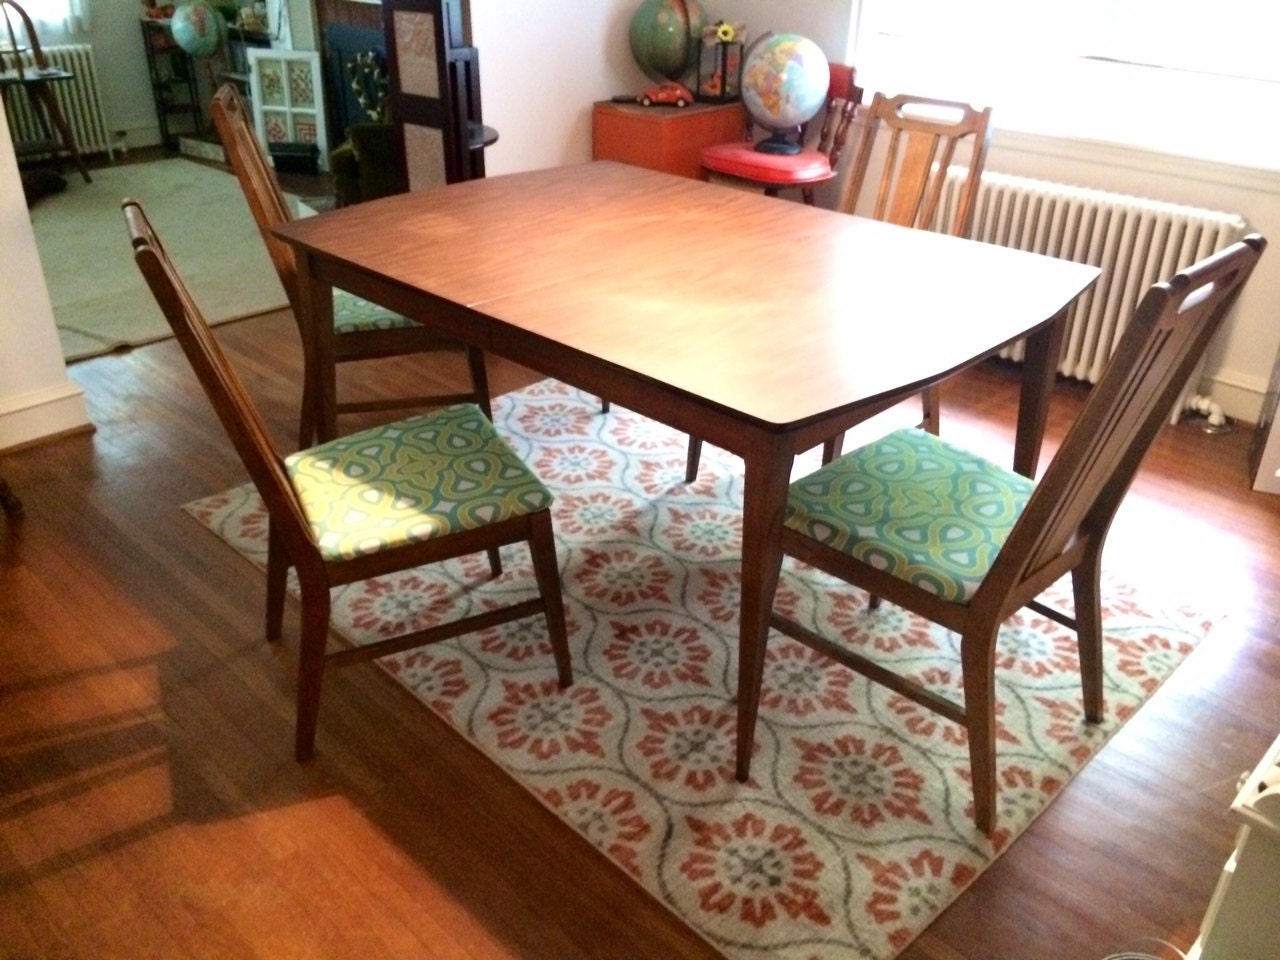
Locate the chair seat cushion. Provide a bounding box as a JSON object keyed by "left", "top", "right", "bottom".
{"left": 332, "top": 288, "right": 418, "bottom": 335}
{"left": 700, "top": 142, "right": 834, "bottom": 185}
{"left": 785, "top": 428, "right": 1035, "bottom": 603}
{"left": 286, "top": 404, "right": 553, "bottom": 561}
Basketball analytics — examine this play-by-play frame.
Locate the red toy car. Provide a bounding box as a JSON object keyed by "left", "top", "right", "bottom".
{"left": 637, "top": 81, "right": 694, "bottom": 108}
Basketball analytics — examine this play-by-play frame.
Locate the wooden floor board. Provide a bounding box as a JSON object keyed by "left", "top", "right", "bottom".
{"left": 1, "top": 308, "right": 1277, "bottom": 960}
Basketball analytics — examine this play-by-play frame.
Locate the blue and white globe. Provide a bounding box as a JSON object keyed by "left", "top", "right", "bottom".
{"left": 170, "top": 1, "right": 227, "bottom": 59}
{"left": 741, "top": 33, "right": 830, "bottom": 154}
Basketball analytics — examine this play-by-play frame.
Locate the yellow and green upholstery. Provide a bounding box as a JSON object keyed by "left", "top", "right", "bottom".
{"left": 286, "top": 404, "right": 553, "bottom": 562}
{"left": 785, "top": 427, "right": 1035, "bottom": 603}
{"left": 332, "top": 289, "right": 418, "bottom": 335}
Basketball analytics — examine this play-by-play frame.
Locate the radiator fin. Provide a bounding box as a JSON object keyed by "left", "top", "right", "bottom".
{"left": 938, "top": 170, "right": 1247, "bottom": 385}
{"left": 3, "top": 44, "right": 113, "bottom": 157}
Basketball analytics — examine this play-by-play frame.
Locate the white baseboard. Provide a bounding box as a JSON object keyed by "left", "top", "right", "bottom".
{"left": 1198, "top": 375, "right": 1267, "bottom": 426}
{"left": 0, "top": 382, "right": 92, "bottom": 451}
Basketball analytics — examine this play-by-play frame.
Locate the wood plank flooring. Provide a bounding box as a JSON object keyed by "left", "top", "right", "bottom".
{"left": 2, "top": 309, "right": 1278, "bottom": 960}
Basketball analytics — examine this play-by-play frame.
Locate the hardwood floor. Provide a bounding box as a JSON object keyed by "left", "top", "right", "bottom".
{"left": 2, "top": 311, "right": 1278, "bottom": 960}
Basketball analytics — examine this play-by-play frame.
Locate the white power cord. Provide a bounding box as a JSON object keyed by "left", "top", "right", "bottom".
{"left": 1100, "top": 937, "right": 1188, "bottom": 960}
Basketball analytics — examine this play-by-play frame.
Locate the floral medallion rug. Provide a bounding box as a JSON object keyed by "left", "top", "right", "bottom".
{"left": 184, "top": 379, "right": 1210, "bottom": 960}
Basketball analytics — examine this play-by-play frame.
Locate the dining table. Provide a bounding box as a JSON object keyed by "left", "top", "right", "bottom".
{"left": 273, "top": 160, "right": 1100, "bottom": 780}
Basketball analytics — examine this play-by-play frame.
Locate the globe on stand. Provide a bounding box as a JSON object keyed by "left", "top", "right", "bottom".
{"left": 740, "top": 33, "right": 830, "bottom": 155}
{"left": 628, "top": 0, "right": 706, "bottom": 83}
{"left": 169, "top": 0, "right": 227, "bottom": 59}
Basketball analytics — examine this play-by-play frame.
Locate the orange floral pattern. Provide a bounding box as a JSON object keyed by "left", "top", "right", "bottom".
{"left": 186, "top": 379, "right": 1208, "bottom": 960}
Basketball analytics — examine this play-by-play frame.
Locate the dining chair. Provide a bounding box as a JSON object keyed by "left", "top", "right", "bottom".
{"left": 699, "top": 64, "right": 863, "bottom": 206}
{"left": 124, "top": 198, "right": 573, "bottom": 761}
{"left": 209, "top": 83, "right": 490, "bottom": 451}
{"left": 0, "top": 0, "right": 91, "bottom": 184}
{"left": 748, "top": 234, "right": 1265, "bottom": 835}
{"left": 828, "top": 92, "right": 993, "bottom": 457}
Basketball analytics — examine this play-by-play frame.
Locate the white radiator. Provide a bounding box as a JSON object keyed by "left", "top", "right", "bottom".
{"left": 3, "top": 43, "right": 113, "bottom": 157}
{"left": 938, "top": 169, "right": 1247, "bottom": 387}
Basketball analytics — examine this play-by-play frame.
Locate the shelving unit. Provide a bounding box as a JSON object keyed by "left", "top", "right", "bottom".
{"left": 220, "top": 26, "right": 271, "bottom": 114}
{"left": 140, "top": 18, "right": 202, "bottom": 152}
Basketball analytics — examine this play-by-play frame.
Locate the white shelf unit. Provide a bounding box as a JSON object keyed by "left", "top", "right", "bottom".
{"left": 1189, "top": 731, "right": 1280, "bottom": 959}
{"left": 247, "top": 48, "right": 329, "bottom": 172}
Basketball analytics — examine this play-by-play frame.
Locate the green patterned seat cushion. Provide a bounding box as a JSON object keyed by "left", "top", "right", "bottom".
{"left": 286, "top": 404, "right": 553, "bottom": 562}
{"left": 785, "top": 428, "right": 1035, "bottom": 603}
{"left": 332, "top": 289, "right": 417, "bottom": 335}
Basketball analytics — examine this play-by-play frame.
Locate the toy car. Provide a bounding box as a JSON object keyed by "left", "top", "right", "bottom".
{"left": 638, "top": 82, "right": 694, "bottom": 108}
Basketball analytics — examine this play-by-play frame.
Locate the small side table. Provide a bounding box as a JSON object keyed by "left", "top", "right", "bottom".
{"left": 592, "top": 100, "right": 746, "bottom": 180}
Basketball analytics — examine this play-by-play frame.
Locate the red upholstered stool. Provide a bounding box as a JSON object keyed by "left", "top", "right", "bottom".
{"left": 700, "top": 64, "right": 862, "bottom": 205}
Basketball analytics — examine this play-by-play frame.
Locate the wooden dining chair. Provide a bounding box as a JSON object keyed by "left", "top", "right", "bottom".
{"left": 829, "top": 92, "right": 993, "bottom": 456}
{"left": 210, "top": 83, "right": 490, "bottom": 450}
{"left": 124, "top": 198, "right": 573, "bottom": 761}
{"left": 700, "top": 64, "right": 863, "bottom": 206}
{"left": 0, "top": 0, "right": 91, "bottom": 184}
{"left": 748, "top": 235, "right": 1265, "bottom": 834}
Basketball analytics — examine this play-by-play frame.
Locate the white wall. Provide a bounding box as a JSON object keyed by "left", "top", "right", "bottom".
{"left": 0, "top": 101, "right": 91, "bottom": 451}
{"left": 39, "top": 5, "right": 158, "bottom": 149}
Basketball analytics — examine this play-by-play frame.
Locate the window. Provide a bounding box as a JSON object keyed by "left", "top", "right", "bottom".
{"left": 852, "top": 0, "right": 1280, "bottom": 168}
{"left": 20, "top": 0, "right": 88, "bottom": 33}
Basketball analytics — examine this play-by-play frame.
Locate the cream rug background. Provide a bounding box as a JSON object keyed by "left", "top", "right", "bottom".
{"left": 184, "top": 379, "right": 1210, "bottom": 960}
{"left": 30, "top": 158, "right": 292, "bottom": 362}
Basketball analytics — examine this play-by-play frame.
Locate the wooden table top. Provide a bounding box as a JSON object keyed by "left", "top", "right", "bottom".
{"left": 276, "top": 161, "right": 1099, "bottom": 430}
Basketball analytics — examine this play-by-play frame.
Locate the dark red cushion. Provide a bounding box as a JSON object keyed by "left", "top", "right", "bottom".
{"left": 700, "top": 142, "right": 834, "bottom": 185}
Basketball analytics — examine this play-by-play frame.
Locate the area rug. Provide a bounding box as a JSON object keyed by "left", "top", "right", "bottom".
{"left": 29, "top": 158, "right": 292, "bottom": 362}
{"left": 183, "top": 380, "right": 1210, "bottom": 960}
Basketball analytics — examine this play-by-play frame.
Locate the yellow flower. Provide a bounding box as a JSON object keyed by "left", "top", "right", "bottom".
{"left": 716, "top": 22, "right": 737, "bottom": 43}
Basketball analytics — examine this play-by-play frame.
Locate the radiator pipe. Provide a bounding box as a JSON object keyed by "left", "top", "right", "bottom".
{"left": 1185, "top": 393, "right": 1228, "bottom": 427}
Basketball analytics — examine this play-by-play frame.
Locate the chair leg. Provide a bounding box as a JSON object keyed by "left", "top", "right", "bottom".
{"left": 961, "top": 626, "right": 1001, "bottom": 835}
{"left": 802, "top": 188, "right": 816, "bottom": 205}
{"left": 297, "top": 349, "right": 320, "bottom": 450}
{"left": 266, "top": 522, "right": 288, "bottom": 641}
{"left": 921, "top": 385, "right": 941, "bottom": 435}
{"left": 294, "top": 578, "right": 332, "bottom": 762}
{"left": 466, "top": 346, "right": 493, "bottom": 421}
{"left": 1072, "top": 551, "right": 1106, "bottom": 723}
{"left": 485, "top": 545, "right": 503, "bottom": 578}
{"left": 684, "top": 436, "right": 703, "bottom": 484}
{"left": 599, "top": 399, "right": 610, "bottom": 414}
{"left": 29, "top": 82, "right": 91, "bottom": 184}
{"left": 0, "top": 477, "right": 22, "bottom": 517}
{"left": 822, "top": 432, "right": 844, "bottom": 464}
{"left": 527, "top": 509, "right": 573, "bottom": 687}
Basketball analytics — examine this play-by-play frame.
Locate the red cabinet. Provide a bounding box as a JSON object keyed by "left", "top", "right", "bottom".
{"left": 592, "top": 100, "right": 746, "bottom": 180}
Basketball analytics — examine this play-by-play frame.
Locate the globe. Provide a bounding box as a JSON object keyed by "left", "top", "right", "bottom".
{"left": 740, "top": 33, "right": 830, "bottom": 155}
{"left": 170, "top": 1, "right": 227, "bottom": 59}
{"left": 629, "top": 0, "right": 706, "bottom": 82}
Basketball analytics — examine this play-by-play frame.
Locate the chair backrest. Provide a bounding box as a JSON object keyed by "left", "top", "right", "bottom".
{"left": 838, "top": 92, "right": 992, "bottom": 237}
{"left": 810, "top": 64, "right": 864, "bottom": 166}
{"left": 983, "top": 234, "right": 1266, "bottom": 609}
{"left": 1, "top": 0, "right": 46, "bottom": 76}
{"left": 209, "top": 83, "right": 302, "bottom": 315}
{"left": 123, "top": 198, "right": 315, "bottom": 559}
